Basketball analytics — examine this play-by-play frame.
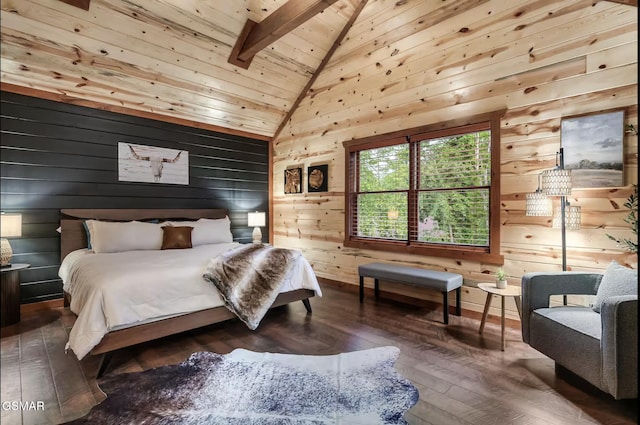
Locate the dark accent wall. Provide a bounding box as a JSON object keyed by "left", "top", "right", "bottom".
{"left": 0, "top": 91, "right": 269, "bottom": 304}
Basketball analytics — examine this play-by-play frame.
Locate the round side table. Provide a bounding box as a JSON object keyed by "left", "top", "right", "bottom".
{"left": 1, "top": 263, "right": 30, "bottom": 327}
{"left": 477, "top": 283, "right": 522, "bottom": 351}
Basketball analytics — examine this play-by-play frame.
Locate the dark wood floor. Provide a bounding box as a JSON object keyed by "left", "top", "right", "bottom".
{"left": 1, "top": 284, "right": 637, "bottom": 425}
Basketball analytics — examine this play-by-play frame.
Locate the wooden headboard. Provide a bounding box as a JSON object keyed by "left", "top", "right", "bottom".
{"left": 60, "top": 208, "right": 230, "bottom": 261}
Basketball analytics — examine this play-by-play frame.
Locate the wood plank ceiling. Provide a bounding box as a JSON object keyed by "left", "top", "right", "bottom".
{"left": 0, "top": 0, "right": 360, "bottom": 138}
{"left": 0, "top": 0, "right": 637, "bottom": 139}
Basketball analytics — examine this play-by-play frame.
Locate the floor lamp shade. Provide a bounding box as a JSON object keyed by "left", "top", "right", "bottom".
{"left": 248, "top": 211, "right": 266, "bottom": 244}
{"left": 526, "top": 191, "right": 553, "bottom": 216}
{"left": 541, "top": 169, "right": 572, "bottom": 196}
{"left": 553, "top": 204, "right": 581, "bottom": 230}
{"left": 1, "top": 213, "right": 22, "bottom": 267}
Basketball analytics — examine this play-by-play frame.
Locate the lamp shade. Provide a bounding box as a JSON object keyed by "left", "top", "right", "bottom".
{"left": 247, "top": 211, "right": 266, "bottom": 227}
{"left": 541, "top": 168, "right": 572, "bottom": 196}
{"left": 0, "top": 213, "right": 22, "bottom": 238}
{"left": 553, "top": 204, "right": 581, "bottom": 230}
{"left": 526, "top": 191, "right": 553, "bottom": 216}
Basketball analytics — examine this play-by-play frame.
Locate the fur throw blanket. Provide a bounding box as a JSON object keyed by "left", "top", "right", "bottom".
{"left": 203, "top": 243, "right": 301, "bottom": 330}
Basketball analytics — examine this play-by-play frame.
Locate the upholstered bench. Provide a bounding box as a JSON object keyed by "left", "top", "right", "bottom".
{"left": 358, "top": 262, "right": 463, "bottom": 324}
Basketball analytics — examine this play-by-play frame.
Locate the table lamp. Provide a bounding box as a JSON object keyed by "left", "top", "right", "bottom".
{"left": 1, "top": 213, "right": 22, "bottom": 267}
{"left": 248, "top": 211, "right": 266, "bottom": 244}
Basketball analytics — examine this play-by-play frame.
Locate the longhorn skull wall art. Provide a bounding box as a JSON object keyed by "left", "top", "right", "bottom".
{"left": 118, "top": 142, "right": 189, "bottom": 185}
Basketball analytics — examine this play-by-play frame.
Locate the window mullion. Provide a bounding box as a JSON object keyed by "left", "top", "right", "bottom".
{"left": 408, "top": 136, "right": 418, "bottom": 244}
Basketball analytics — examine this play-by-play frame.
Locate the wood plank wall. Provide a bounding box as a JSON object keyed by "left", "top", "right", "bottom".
{"left": 0, "top": 91, "right": 269, "bottom": 304}
{"left": 272, "top": 0, "right": 638, "bottom": 319}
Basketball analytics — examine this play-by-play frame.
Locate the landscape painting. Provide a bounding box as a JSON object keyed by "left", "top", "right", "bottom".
{"left": 118, "top": 142, "right": 189, "bottom": 185}
{"left": 561, "top": 110, "right": 624, "bottom": 188}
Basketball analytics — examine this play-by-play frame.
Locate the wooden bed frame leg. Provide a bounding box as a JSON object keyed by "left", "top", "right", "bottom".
{"left": 96, "top": 352, "right": 113, "bottom": 379}
{"left": 302, "top": 298, "right": 312, "bottom": 313}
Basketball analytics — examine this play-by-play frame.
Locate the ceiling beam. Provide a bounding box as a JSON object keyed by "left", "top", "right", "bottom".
{"left": 229, "top": 0, "right": 339, "bottom": 69}
{"left": 57, "top": 0, "right": 90, "bottom": 10}
{"left": 605, "top": 0, "right": 637, "bottom": 6}
{"left": 271, "top": 0, "right": 369, "bottom": 141}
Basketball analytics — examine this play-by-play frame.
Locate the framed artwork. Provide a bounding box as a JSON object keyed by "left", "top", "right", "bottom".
{"left": 284, "top": 168, "right": 303, "bottom": 194}
{"left": 118, "top": 142, "right": 189, "bottom": 185}
{"left": 561, "top": 110, "right": 624, "bottom": 188}
{"left": 307, "top": 164, "right": 328, "bottom": 192}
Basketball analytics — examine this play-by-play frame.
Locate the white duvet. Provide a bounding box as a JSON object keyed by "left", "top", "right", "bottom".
{"left": 59, "top": 243, "right": 322, "bottom": 360}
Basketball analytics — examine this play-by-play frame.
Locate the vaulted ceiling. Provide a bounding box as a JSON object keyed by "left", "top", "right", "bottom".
{"left": 0, "top": 0, "right": 637, "bottom": 140}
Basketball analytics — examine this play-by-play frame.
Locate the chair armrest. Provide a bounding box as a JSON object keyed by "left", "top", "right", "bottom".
{"left": 601, "top": 295, "right": 638, "bottom": 400}
{"left": 521, "top": 272, "right": 602, "bottom": 343}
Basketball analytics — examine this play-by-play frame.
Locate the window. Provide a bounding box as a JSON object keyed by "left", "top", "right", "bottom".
{"left": 344, "top": 111, "right": 504, "bottom": 264}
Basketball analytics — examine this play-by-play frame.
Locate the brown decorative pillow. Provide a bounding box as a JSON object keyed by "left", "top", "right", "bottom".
{"left": 161, "top": 226, "right": 193, "bottom": 250}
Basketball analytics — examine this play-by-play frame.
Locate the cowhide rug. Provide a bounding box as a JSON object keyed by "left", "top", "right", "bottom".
{"left": 67, "top": 346, "right": 418, "bottom": 424}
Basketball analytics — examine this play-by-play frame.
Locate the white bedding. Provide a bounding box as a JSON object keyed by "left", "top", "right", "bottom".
{"left": 59, "top": 243, "right": 322, "bottom": 360}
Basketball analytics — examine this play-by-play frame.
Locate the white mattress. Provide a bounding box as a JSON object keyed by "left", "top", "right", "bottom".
{"left": 59, "top": 243, "right": 322, "bottom": 360}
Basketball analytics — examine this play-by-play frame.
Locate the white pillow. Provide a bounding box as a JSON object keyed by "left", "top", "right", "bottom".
{"left": 86, "top": 220, "right": 163, "bottom": 253}
{"left": 164, "top": 217, "right": 233, "bottom": 246}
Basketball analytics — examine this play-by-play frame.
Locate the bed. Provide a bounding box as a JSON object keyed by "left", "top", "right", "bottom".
{"left": 59, "top": 208, "right": 320, "bottom": 376}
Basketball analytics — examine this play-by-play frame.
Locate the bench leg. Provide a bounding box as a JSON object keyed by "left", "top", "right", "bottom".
{"left": 455, "top": 287, "right": 462, "bottom": 316}
{"left": 442, "top": 291, "right": 449, "bottom": 324}
{"left": 374, "top": 279, "right": 379, "bottom": 299}
{"left": 359, "top": 275, "right": 364, "bottom": 303}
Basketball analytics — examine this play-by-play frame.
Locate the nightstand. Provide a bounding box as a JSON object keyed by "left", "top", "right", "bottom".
{"left": 1, "top": 263, "right": 29, "bottom": 327}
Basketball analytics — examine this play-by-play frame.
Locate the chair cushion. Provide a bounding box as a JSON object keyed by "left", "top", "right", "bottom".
{"left": 593, "top": 261, "right": 637, "bottom": 313}
{"left": 530, "top": 306, "right": 602, "bottom": 389}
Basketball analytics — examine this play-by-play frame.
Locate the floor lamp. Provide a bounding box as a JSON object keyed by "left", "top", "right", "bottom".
{"left": 526, "top": 148, "right": 581, "bottom": 304}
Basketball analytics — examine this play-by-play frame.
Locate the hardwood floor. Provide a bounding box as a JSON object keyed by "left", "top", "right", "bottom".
{"left": 1, "top": 284, "right": 637, "bottom": 425}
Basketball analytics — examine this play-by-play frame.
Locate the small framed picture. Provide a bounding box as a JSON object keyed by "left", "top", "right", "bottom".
{"left": 307, "top": 164, "right": 328, "bottom": 192}
{"left": 284, "top": 168, "right": 303, "bottom": 194}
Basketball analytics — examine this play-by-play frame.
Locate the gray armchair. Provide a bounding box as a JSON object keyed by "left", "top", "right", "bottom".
{"left": 521, "top": 271, "right": 637, "bottom": 400}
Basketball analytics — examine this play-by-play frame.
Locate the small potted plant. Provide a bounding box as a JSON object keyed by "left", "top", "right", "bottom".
{"left": 495, "top": 268, "right": 508, "bottom": 289}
